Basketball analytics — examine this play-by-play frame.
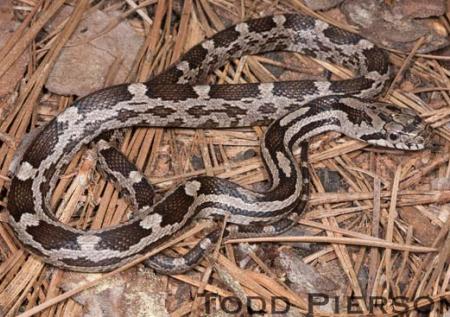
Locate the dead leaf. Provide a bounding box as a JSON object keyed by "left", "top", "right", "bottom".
{"left": 61, "top": 268, "right": 169, "bottom": 317}
{"left": 342, "top": 0, "right": 449, "bottom": 53}
{"left": 398, "top": 206, "right": 439, "bottom": 246}
{"left": 304, "top": 0, "right": 345, "bottom": 11}
{"left": 392, "top": 0, "right": 447, "bottom": 19}
{"left": 46, "top": 7, "right": 144, "bottom": 96}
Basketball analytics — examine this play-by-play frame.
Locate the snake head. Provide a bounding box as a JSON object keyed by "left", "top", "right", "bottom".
{"left": 363, "top": 102, "right": 432, "bottom": 150}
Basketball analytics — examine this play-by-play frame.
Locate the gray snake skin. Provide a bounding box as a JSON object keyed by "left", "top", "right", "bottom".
{"left": 7, "top": 13, "right": 431, "bottom": 273}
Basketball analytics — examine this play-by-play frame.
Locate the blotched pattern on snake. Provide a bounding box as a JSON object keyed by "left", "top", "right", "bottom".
{"left": 7, "top": 13, "right": 431, "bottom": 273}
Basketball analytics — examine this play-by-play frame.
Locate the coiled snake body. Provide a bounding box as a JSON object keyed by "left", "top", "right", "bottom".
{"left": 7, "top": 14, "right": 431, "bottom": 273}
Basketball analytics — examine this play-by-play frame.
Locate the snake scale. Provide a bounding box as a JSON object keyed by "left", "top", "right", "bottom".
{"left": 7, "top": 13, "right": 431, "bottom": 273}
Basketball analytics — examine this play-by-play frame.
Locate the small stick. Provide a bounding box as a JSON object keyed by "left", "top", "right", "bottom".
{"left": 385, "top": 36, "right": 426, "bottom": 97}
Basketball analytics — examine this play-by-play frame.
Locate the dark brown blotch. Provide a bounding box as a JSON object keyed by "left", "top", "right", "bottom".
{"left": 7, "top": 178, "right": 35, "bottom": 222}
{"left": 181, "top": 46, "right": 209, "bottom": 69}
{"left": 96, "top": 221, "right": 153, "bottom": 252}
{"left": 283, "top": 13, "right": 315, "bottom": 30}
{"left": 26, "top": 221, "right": 82, "bottom": 250}
{"left": 362, "top": 47, "right": 389, "bottom": 73}
{"left": 323, "top": 26, "right": 362, "bottom": 45}
{"left": 209, "top": 83, "right": 260, "bottom": 100}
{"left": 258, "top": 103, "right": 276, "bottom": 114}
{"left": 147, "top": 84, "right": 198, "bottom": 101}
{"left": 272, "top": 81, "right": 316, "bottom": 100}
{"left": 149, "top": 105, "right": 177, "bottom": 118}
{"left": 155, "top": 186, "right": 196, "bottom": 227}
{"left": 247, "top": 16, "right": 278, "bottom": 33}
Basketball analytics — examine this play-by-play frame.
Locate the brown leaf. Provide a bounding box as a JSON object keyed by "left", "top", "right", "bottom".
{"left": 46, "top": 7, "right": 144, "bottom": 96}
{"left": 61, "top": 268, "right": 169, "bottom": 317}
{"left": 392, "top": 0, "right": 447, "bottom": 19}
{"left": 398, "top": 206, "right": 439, "bottom": 246}
{"left": 342, "top": 0, "right": 449, "bottom": 53}
{"left": 303, "top": 0, "right": 345, "bottom": 11}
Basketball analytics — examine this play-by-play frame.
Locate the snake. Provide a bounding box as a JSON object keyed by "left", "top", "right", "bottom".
{"left": 6, "top": 13, "right": 431, "bottom": 273}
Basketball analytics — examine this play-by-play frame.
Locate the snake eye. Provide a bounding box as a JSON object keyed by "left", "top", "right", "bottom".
{"left": 389, "top": 132, "right": 399, "bottom": 141}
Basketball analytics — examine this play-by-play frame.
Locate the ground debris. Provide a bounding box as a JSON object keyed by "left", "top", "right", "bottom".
{"left": 0, "top": 1, "right": 28, "bottom": 97}
{"left": 304, "top": 0, "right": 345, "bottom": 11}
{"left": 0, "top": 1, "right": 449, "bottom": 316}
{"left": 342, "top": 0, "right": 448, "bottom": 52}
{"left": 61, "top": 268, "right": 169, "bottom": 317}
{"left": 45, "top": 6, "right": 144, "bottom": 96}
